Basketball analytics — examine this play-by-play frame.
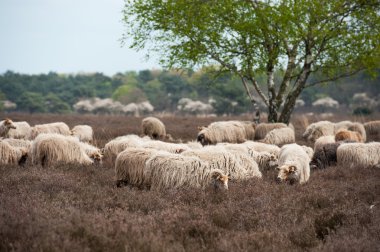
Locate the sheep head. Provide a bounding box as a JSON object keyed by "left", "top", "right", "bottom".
{"left": 276, "top": 165, "right": 299, "bottom": 185}
{"left": 4, "top": 118, "right": 16, "bottom": 129}
{"left": 211, "top": 170, "right": 229, "bottom": 191}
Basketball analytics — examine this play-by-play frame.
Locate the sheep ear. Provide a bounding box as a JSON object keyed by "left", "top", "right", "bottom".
{"left": 211, "top": 171, "right": 222, "bottom": 179}
{"left": 289, "top": 166, "right": 297, "bottom": 172}
{"left": 198, "top": 126, "right": 206, "bottom": 131}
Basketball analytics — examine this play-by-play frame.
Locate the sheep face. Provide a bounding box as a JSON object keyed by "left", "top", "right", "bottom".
{"left": 4, "top": 119, "right": 16, "bottom": 129}
{"left": 89, "top": 152, "right": 103, "bottom": 165}
{"left": 18, "top": 148, "right": 28, "bottom": 166}
{"left": 269, "top": 154, "right": 278, "bottom": 169}
{"left": 276, "top": 165, "right": 299, "bottom": 185}
{"left": 211, "top": 171, "right": 229, "bottom": 190}
{"left": 197, "top": 133, "right": 210, "bottom": 146}
{"left": 307, "top": 128, "right": 323, "bottom": 142}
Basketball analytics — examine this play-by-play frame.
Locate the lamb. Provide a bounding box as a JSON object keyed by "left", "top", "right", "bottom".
{"left": 261, "top": 127, "right": 295, "bottom": 146}
{"left": 254, "top": 123, "right": 287, "bottom": 140}
{"left": 145, "top": 152, "right": 229, "bottom": 190}
{"left": 197, "top": 121, "right": 250, "bottom": 146}
{"left": 335, "top": 129, "right": 364, "bottom": 143}
{"left": 114, "top": 147, "right": 160, "bottom": 188}
{"left": 103, "top": 134, "right": 150, "bottom": 161}
{"left": 364, "top": 120, "right": 380, "bottom": 142}
{"left": 141, "top": 117, "right": 167, "bottom": 140}
{"left": 337, "top": 142, "right": 380, "bottom": 169}
{"left": 71, "top": 125, "right": 93, "bottom": 143}
{"left": 31, "top": 133, "right": 97, "bottom": 167}
{"left": 28, "top": 122, "right": 71, "bottom": 140}
{"left": 7, "top": 121, "right": 31, "bottom": 139}
{"left": 0, "top": 140, "right": 28, "bottom": 166}
{"left": 276, "top": 143, "right": 311, "bottom": 184}
{"left": 0, "top": 118, "right": 16, "bottom": 137}
{"left": 182, "top": 145, "right": 262, "bottom": 180}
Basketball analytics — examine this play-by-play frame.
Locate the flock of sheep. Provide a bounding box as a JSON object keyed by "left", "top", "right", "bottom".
{"left": 1, "top": 116, "right": 379, "bottom": 191}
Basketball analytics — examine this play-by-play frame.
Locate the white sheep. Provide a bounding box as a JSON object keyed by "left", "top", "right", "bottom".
{"left": 197, "top": 121, "right": 250, "bottom": 146}
{"left": 0, "top": 140, "right": 28, "bottom": 165}
{"left": 313, "top": 135, "right": 335, "bottom": 152}
{"left": 254, "top": 123, "right": 287, "bottom": 140}
{"left": 241, "top": 141, "right": 281, "bottom": 156}
{"left": 182, "top": 145, "right": 262, "bottom": 180}
{"left": 303, "top": 121, "right": 335, "bottom": 143}
{"left": 145, "top": 152, "right": 229, "bottom": 190}
{"left": 28, "top": 122, "right": 71, "bottom": 140}
{"left": 71, "top": 125, "right": 93, "bottom": 143}
{"left": 31, "top": 133, "right": 97, "bottom": 167}
{"left": 7, "top": 121, "right": 31, "bottom": 139}
{"left": 261, "top": 127, "right": 295, "bottom": 146}
{"left": 276, "top": 144, "right": 311, "bottom": 184}
{"left": 141, "top": 140, "right": 191, "bottom": 153}
{"left": 0, "top": 118, "right": 16, "bottom": 137}
{"left": 337, "top": 142, "right": 380, "bottom": 169}
{"left": 103, "top": 134, "right": 150, "bottom": 161}
{"left": 114, "top": 147, "right": 160, "bottom": 187}
{"left": 141, "top": 117, "right": 167, "bottom": 140}
{"left": 2, "top": 138, "right": 32, "bottom": 149}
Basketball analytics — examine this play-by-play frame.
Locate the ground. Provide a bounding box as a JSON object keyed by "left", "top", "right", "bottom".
{"left": 0, "top": 113, "right": 379, "bottom": 252}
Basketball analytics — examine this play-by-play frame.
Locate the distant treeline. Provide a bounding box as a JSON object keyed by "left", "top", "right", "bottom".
{"left": 0, "top": 69, "right": 379, "bottom": 115}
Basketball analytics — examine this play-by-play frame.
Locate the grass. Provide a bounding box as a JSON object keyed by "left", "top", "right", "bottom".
{"left": 0, "top": 112, "right": 379, "bottom": 251}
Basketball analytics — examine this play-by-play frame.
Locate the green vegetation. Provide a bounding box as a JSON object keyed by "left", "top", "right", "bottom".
{"left": 0, "top": 69, "right": 379, "bottom": 115}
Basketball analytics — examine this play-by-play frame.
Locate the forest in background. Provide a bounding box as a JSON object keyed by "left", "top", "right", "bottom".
{"left": 0, "top": 68, "right": 379, "bottom": 115}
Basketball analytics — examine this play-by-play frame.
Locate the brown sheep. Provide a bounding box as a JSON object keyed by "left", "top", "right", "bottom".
{"left": 335, "top": 129, "right": 363, "bottom": 143}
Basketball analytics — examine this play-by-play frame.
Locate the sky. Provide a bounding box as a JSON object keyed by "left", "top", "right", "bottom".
{"left": 0, "top": 0, "right": 159, "bottom": 76}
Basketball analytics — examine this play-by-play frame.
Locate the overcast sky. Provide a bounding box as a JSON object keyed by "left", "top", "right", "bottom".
{"left": 0, "top": 0, "right": 159, "bottom": 76}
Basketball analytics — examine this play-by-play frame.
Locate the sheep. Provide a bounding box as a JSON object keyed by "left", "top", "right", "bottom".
{"left": 240, "top": 121, "right": 256, "bottom": 140}
{"left": 364, "top": 120, "right": 380, "bottom": 142}
{"left": 145, "top": 152, "right": 229, "bottom": 190}
{"left": 254, "top": 123, "right": 287, "bottom": 140}
{"left": 0, "top": 140, "right": 28, "bottom": 166}
{"left": 114, "top": 147, "right": 160, "bottom": 188}
{"left": 77, "top": 141, "right": 103, "bottom": 164}
{"left": 141, "top": 117, "right": 167, "bottom": 140}
{"left": 182, "top": 145, "right": 261, "bottom": 180}
{"left": 303, "top": 121, "right": 335, "bottom": 143}
{"left": 301, "top": 145, "right": 314, "bottom": 159}
{"left": 248, "top": 150, "right": 278, "bottom": 171}
{"left": 261, "top": 127, "right": 295, "bottom": 146}
{"left": 334, "top": 120, "right": 354, "bottom": 132}
{"left": 276, "top": 144, "right": 311, "bottom": 184}
{"left": 347, "top": 123, "right": 366, "bottom": 142}
{"left": 28, "top": 122, "right": 71, "bottom": 140}
{"left": 71, "top": 125, "right": 93, "bottom": 143}
{"left": 335, "top": 129, "right": 364, "bottom": 143}
{"left": 7, "top": 121, "right": 31, "bottom": 139}
{"left": 31, "top": 133, "right": 96, "bottom": 167}
{"left": 0, "top": 118, "right": 16, "bottom": 137}
{"left": 197, "top": 121, "right": 250, "bottom": 146}
{"left": 313, "top": 135, "right": 335, "bottom": 152}
{"left": 103, "top": 134, "right": 150, "bottom": 161}
{"left": 337, "top": 142, "right": 380, "bottom": 169}
{"left": 185, "top": 140, "right": 203, "bottom": 149}
{"left": 310, "top": 142, "right": 349, "bottom": 170}
{"left": 241, "top": 141, "right": 281, "bottom": 156}
{"left": 2, "top": 138, "right": 32, "bottom": 154}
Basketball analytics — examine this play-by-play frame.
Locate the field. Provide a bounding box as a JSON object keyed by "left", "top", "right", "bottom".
{"left": 0, "top": 113, "right": 379, "bottom": 252}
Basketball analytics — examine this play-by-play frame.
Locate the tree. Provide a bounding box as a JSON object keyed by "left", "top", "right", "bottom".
{"left": 123, "top": 0, "right": 380, "bottom": 123}
{"left": 16, "top": 92, "right": 47, "bottom": 113}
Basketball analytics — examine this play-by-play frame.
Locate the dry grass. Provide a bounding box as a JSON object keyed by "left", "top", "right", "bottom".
{"left": 0, "top": 112, "right": 379, "bottom": 251}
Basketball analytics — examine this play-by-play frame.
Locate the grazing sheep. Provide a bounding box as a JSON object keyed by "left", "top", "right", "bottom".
{"left": 0, "top": 140, "right": 28, "bottom": 165}
{"left": 248, "top": 150, "right": 278, "bottom": 171}
{"left": 276, "top": 144, "right": 311, "bottom": 184}
{"left": 182, "top": 145, "right": 261, "bottom": 180}
{"left": 254, "top": 123, "right": 287, "bottom": 140}
{"left": 335, "top": 129, "right": 364, "bottom": 143}
{"left": 364, "top": 120, "right": 380, "bottom": 142}
{"left": 77, "top": 141, "right": 103, "bottom": 164}
{"left": 337, "top": 142, "right": 380, "bottom": 168}
{"left": 0, "top": 118, "right": 16, "bottom": 137}
{"left": 303, "top": 121, "right": 335, "bottom": 143}
{"left": 313, "top": 135, "right": 335, "bottom": 152}
{"left": 103, "top": 134, "right": 150, "bottom": 161}
{"left": 114, "top": 147, "right": 160, "bottom": 188}
{"left": 310, "top": 142, "right": 348, "bottom": 170}
{"left": 71, "top": 125, "right": 93, "bottom": 143}
{"left": 347, "top": 122, "right": 366, "bottom": 142}
{"left": 31, "top": 133, "right": 95, "bottom": 167}
{"left": 141, "top": 117, "right": 167, "bottom": 140}
{"left": 334, "top": 120, "right": 354, "bottom": 132}
{"left": 28, "top": 122, "right": 71, "bottom": 140}
{"left": 145, "top": 152, "right": 229, "bottom": 190}
{"left": 240, "top": 121, "right": 256, "bottom": 140}
{"left": 197, "top": 121, "right": 249, "bottom": 146}
{"left": 261, "top": 127, "right": 295, "bottom": 146}
{"left": 242, "top": 141, "right": 281, "bottom": 156}
{"left": 7, "top": 121, "right": 31, "bottom": 139}
{"left": 301, "top": 145, "right": 314, "bottom": 159}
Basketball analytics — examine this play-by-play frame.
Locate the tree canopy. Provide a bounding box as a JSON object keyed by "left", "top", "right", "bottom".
{"left": 123, "top": 0, "right": 380, "bottom": 122}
